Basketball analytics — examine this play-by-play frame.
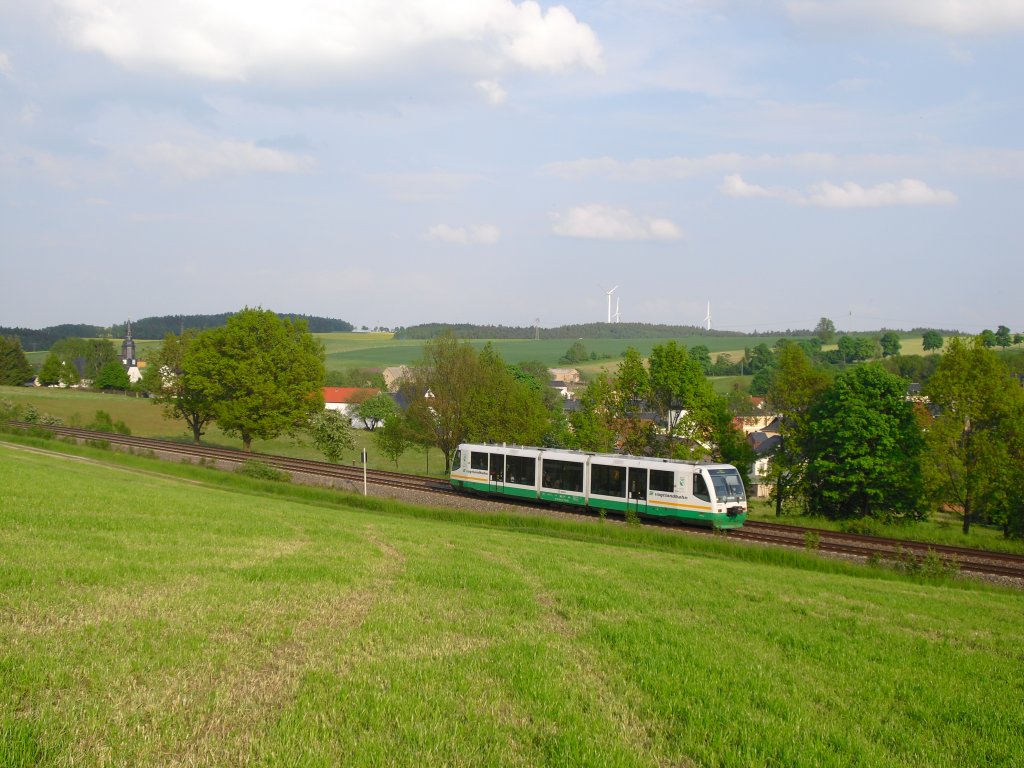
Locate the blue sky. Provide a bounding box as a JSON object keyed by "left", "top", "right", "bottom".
{"left": 1, "top": 1, "right": 1021, "bottom": 333}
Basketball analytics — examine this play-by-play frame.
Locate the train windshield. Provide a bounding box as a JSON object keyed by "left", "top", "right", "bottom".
{"left": 707, "top": 468, "right": 746, "bottom": 502}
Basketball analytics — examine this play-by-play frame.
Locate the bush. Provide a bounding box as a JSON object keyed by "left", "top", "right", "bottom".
{"left": 87, "top": 410, "right": 131, "bottom": 435}
{"left": 804, "top": 530, "right": 820, "bottom": 551}
{"left": 235, "top": 460, "right": 291, "bottom": 483}
{"left": 839, "top": 518, "right": 883, "bottom": 536}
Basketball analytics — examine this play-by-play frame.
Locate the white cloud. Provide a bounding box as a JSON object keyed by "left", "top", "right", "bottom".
{"left": 0, "top": 52, "right": 13, "bottom": 80}
{"left": 132, "top": 140, "right": 313, "bottom": 179}
{"left": 805, "top": 179, "right": 957, "bottom": 208}
{"left": 50, "top": 0, "right": 603, "bottom": 81}
{"left": 551, "top": 204, "right": 682, "bottom": 241}
{"left": 426, "top": 223, "right": 501, "bottom": 245}
{"left": 785, "top": 1, "right": 1024, "bottom": 35}
{"left": 476, "top": 79, "right": 508, "bottom": 106}
{"left": 721, "top": 174, "right": 957, "bottom": 208}
{"left": 720, "top": 174, "right": 771, "bottom": 199}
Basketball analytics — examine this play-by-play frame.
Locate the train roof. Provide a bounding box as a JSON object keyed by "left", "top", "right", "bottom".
{"left": 456, "top": 442, "right": 731, "bottom": 468}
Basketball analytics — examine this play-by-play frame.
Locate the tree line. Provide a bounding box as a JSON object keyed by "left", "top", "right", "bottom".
{"left": 764, "top": 337, "right": 1024, "bottom": 537}
{"left": 0, "top": 312, "right": 353, "bottom": 351}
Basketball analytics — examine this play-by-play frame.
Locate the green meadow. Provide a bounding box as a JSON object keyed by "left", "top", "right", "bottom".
{"left": 316, "top": 332, "right": 805, "bottom": 371}
{"left": 2, "top": 441, "right": 1022, "bottom": 767}
{"left": 0, "top": 385, "right": 447, "bottom": 475}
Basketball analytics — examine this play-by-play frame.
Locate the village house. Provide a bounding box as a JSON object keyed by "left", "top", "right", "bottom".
{"left": 322, "top": 386, "right": 380, "bottom": 428}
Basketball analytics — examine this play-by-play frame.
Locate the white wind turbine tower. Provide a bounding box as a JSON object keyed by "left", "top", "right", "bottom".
{"left": 614, "top": 296, "right": 621, "bottom": 323}
{"left": 605, "top": 285, "right": 618, "bottom": 323}
{"left": 704, "top": 301, "right": 711, "bottom": 331}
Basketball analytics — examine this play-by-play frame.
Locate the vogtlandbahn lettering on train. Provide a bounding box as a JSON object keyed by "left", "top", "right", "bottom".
{"left": 449, "top": 443, "right": 747, "bottom": 529}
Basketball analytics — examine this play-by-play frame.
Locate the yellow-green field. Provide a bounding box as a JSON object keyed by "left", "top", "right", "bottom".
{"left": 2, "top": 441, "right": 1022, "bottom": 767}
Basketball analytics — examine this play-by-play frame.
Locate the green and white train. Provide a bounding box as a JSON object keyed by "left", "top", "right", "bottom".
{"left": 450, "top": 443, "right": 747, "bottom": 529}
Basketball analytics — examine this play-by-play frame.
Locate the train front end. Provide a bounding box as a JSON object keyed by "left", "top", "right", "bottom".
{"left": 704, "top": 465, "right": 748, "bottom": 529}
{"left": 708, "top": 468, "right": 749, "bottom": 528}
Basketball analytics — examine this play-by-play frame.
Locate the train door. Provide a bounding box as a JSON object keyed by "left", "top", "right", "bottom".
{"left": 627, "top": 466, "right": 648, "bottom": 516}
{"left": 489, "top": 452, "right": 505, "bottom": 493}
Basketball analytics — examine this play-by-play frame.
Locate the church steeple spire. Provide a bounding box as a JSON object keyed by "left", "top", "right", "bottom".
{"left": 121, "top": 320, "right": 137, "bottom": 367}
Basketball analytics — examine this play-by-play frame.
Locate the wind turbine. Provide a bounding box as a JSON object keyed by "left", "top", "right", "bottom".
{"left": 704, "top": 301, "right": 711, "bottom": 331}
{"left": 614, "top": 296, "right": 621, "bottom": 323}
{"left": 605, "top": 285, "right": 618, "bottom": 323}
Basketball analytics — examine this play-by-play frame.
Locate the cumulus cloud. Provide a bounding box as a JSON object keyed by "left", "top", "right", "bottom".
{"left": 132, "top": 140, "right": 313, "bottom": 180}
{"left": 426, "top": 224, "right": 501, "bottom": 245}
{"left": 785, "top": 0, "right": 1024, "bottom": 35}
{"left": 551, "top": 204, "right": 682, "bottom": 241}
{"left": 721, "top": 174, "right": 957, "bottom": 208}
{"left": 50, "top": 0, "right": 603, "bottom": 81}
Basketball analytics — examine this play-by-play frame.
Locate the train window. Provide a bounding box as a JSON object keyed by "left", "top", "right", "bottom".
{"left": 708, "top": 468, "right": 746, "bottom": 501}
{"left": 693, "top": 473, "right": 711, "bottom": 502}
{"left": 489, "top": 453, "right": 505, "bottom": 482}
{"left": 453, "top": 450, "right": 462, "bottom": 470}
{"left": 471, "top": 452, "right": 488, "bottom": 471}
{"left": 650, "top": 469, "right": 674, "bottom": 493}
{"left": 627, "top": 467, "right": 647, "bottom": 500}
{"left": 505, "top": 455, "right": 536, "bottom": 486}
{"left": 541, "top": 459, "right": 584, "bottom": 492}
{"left": 591, "top": 464, "right": 626, "bottom": 498}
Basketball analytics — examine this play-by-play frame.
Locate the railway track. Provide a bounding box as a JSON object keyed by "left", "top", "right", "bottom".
{"left": 736, "top": 520, "right": 1024, "bottom": 580}
{"left": 7, "top": 421, "right": 1024, "bottom": 582}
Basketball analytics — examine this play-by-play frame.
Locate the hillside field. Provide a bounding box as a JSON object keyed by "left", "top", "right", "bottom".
{"left": 24, "top": 331, "right": 945, "bottom": 376}
{"left": 2, "top": 442, "right": 1022, "bottom": 767}
{"left": 0, "top": 386, "right": 447, "bottom": 476}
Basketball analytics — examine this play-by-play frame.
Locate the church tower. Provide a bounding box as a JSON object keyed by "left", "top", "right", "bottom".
{"left": 121, "top": 320, "right": 137, "bottom": 368}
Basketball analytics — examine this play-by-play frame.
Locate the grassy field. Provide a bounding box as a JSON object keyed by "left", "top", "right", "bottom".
{"left": 0, "top": 386, "right": 448, "bottom": 475}
{"left": 2, "top": 441, "right": 1022, "bottom": 767}
{"left": 316, "top": 332, "right": 812, "bottom": 371}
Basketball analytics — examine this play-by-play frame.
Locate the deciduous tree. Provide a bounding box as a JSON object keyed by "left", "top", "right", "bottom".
{"left": 353, "top": 392, "right": 397, "bottom": 431}
{"left": 814, "top": 317, "right": 836, "bottom": 345}
{"left": 922, "top": 330, "right": 944, "bottom": 352}
{"left": 402, "top": 333, "right": 479, "bottom": 473}
{"left": 804, "top": 364, "right": 925, "bottom": 521}
{"left": 0, "top": 336, "right": 34, "bottom": 385}
{"left": 94, "top": 360, "right": 130, "bottom": 391}
{"left": 569, "top": 372, "right": 617, "bottom": 453}
{"left": 184, "top": 308, "right": 325, "bottom": 451}
{"left": 38, "top": 353, "right": 79, "bottom": 387}
{"left": 765, "top": 343, "right": 831, "bottom": 516}
{"left": 375, "top": 413, "right": 414, "bottom": 468}
{"left": 879, "top": 331, "right": 902, "bottom": 358}
{"left": 146, "top": 329, "right": 217, "bottom": 444}
{"left": 309, "top": 409, "right": 354, "bottom": 463}
{"left": 924, "top": 336, "right": 1024, "bottom": 534}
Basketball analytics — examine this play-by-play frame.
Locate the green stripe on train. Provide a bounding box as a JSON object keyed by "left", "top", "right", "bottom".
{"left": 452, "top": 479, "right": 745, "bottom": 529}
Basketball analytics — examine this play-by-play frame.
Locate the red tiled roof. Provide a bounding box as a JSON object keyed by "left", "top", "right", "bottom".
{"left": 322, "top": 387, "right": 379, "bottom": 404}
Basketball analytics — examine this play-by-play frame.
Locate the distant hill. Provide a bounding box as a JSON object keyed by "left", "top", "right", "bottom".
{"left": 394, "top": 322, "right": 787, "bottom": 340}
{"left": 1, "top": 313, "right": 353, "bottom": 350}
